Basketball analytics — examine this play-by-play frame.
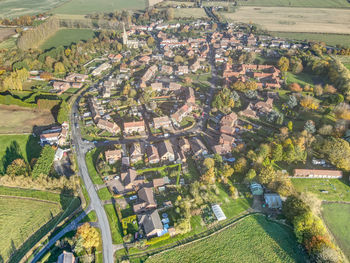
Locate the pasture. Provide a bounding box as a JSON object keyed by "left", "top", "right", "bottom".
{"left": 236, "top": 0, "right": 350, "bottom": 8}
{"left": 292, "top": 178, "right": 350, "bottom": 202}
{"left": 174, "top": 8, "right": 208, "bottom": 19}
{"left": 52, "top": 0, "right": 146, "bottom": 15}
{"left": 322, "top": 203, "right": 350, "bottom": 260}
{"left": 0, "top": 105, "right": 54, "bottom": 134}
{"left": 146, "top": 215, "right": 305, "bottom": 263}
{"left": 0, "top": 197, "right": 61, "bottom": 261}
{"left": 273, "top": 32, "right": 350, "bottom": 47}
{"left": 0, "top": 134, "right": 41, "bottom": 174}
{"left": 0, "top": 28, "right": 16, "bottom": 42}
{"left": 0, "top": 37, "right": 17, "bottom": 50}
{"left": 40, "top": 29, "right": 96, "bottom": 50}
{"left": 221, "top": 7, "right": 350, "bottom": 34}
{"left": 0, "top": 0, "right": 66, "bottom": 18}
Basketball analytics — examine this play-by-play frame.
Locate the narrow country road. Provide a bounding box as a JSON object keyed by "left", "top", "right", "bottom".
{"left": 71, "top": 99, "right": 114, "bottom": 263}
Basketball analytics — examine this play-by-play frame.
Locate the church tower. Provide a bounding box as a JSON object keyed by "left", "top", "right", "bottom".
{"left": 122, "top": 22, "right": 128, "bottom": 46}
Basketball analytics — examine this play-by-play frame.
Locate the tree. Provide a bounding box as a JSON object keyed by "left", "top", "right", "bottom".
{"left": 221, "top": 164, "right": 234, "bottom": 180}
{"left": 229, "top": 185, "right": 238, "bottom": 199}
{"left": 57, "top": 100, "right": 70, "bottom": 124}
{"left": 300, "top": 96, "right": 319, "bottom": 110}
{"left": 233, "top": 157, "right": 247, "bottom": 174}
{"left": 166, "top": 8, "right": 175, "bottom": 21}
{"left": 174, "top": 56, "right": 184, "bottom": 63}
{"left": 288, "top": 83, "right": 302, "bottom": 92}
{"left": 201, "top": 167, "right": 216, "bottom": 184}
{"left": 75, "top": 223, "right": 100, "bottom": 255}
{"left": 286, "top": 95, "right": 298, "bottom": 108}
{"left": 258, "top": 166, "right": 276, "bottom": 185}
{"left": 319, "top": 137, "right": 350, "bottom": 171}
{"left": 245, "top": 169, "right": 256, "bottom": 183}
{"left": 31, "top": 146, "right": 55, "bottom": 178}
{"left": 54, "top": 62, "right": 65, "bottom": 74}
{"left": 245, "top": 81, "right": 258, "bottom": 90}
{"left": 287, "top": 121, "right": 293, "bottom": 131}
{"left": 203, "top": 157, "right": 215, "bottom": 170}
{"left": 277, "top": 56, "right": 289, "bottom": 72}
{"left": 333, "top": 103, "right": 350, "bottom": 120}
{"left": 282, "top": 195, "right": 310, "bottom": 222}
{"left": 304, "top": 120, "right": 316, "bottom": 134}
{"left": 6, "top": 159, "right": 29, "bottom": 177}
{"left": 147, "top": 36, "right": 155, "bottom": 47}
{"left": 313, "top": 84, "right": 323, "bottom": 97}
{"left": 231, "top": 81, "right": 246, "bottom": 91}
{"left": 272, "top": 143, "right": 283, "bottom": 162}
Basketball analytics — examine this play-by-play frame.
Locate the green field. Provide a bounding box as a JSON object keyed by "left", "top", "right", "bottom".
{"left": 40, "top": 29, "right": 96, "bottom": 50}
{"left": 236, "top": 0, "right": 350, "bottom": 8}
{"left": 285, "top": 72, "right": 320, "bottom": 86}
{"left": 0, "top": 134, "right": 42, "bottom": 174}
{"left": 322, "top": 203, "right": 350, "bottom": 260}
{"left": 292, "top": 178, "right": 350, "bottom": 202}
{"left": 146, "top": 215, "right": 305, "bottom": 263}
{"left": 0, "top": 37, "right": 17, "bottom": 50}
{"left": 273, "top": 32, "right": 350, "bottom": 47}
{"left": 52, "top": 0, "right": 145, "bottom": 15}
{"left": 0, "top": 197, "right": 61, "bottom": 261}
{"left": 0, "top": 0, "right": 66, "bottom": 18}
{"left": 174, "top": 8, "right": 208, "bottom": 19}
{"left": 104, "top": 204, "right": 123, "bottom": 244}
{"left": 97, "top": 187, "right": 113, "bottom": 201}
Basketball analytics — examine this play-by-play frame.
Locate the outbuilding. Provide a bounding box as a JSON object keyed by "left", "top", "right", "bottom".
{"left": 211, "top": 204, "right": 226, "bottom": 221}
{"left": 264, "top": 193, "right": 282, "bottom": 209}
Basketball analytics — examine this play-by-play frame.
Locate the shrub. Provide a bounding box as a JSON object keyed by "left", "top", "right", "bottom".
{"left": 146, "top": 233, "right": 170, "bottom": 246}
{"left": 31, "top": 145, "right": 55, "bottom": 178}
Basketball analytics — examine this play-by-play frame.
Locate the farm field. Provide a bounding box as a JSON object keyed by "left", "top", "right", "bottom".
{"left": 273, "top": 32, "right": 350, "bottom": 47}
{"left": 0, "top": 197, "right": 61, "bottom": 261}
{"left": 146, "top": 215, "right": 305, "bottom": 263}
{"left": 322, "top": 203, "right": 350, "bottom": 260}
{"left": 235, "top": 0, "right": 350, "bottom": 8}
{"left": 220, "top": 7, "right": 350, "bottom": 34}
{"left": 40, "top": 29, "right": 96, "bottom": 50}
{"left": 0, "top": 134, "right": 41, "bottom": 174}
{"left": 174, "top": 8, "right": 208, "bottom": 19}
{"left": 51, "top": 0, "right": 146, "bottom": 15}
{"left": 0, "top": 28, "right": 16, "bottom": 42}
{"left": 0, "top": 105, "right": 54, "bottom": 134}
{"left": 0, "top": 37, "right": 17, "bottom": 50}
{"left": 0, "top": 0, "right": 67, "bottom": 18}
{"left": 292, "top": 178, "right": 350, "bottom": 202}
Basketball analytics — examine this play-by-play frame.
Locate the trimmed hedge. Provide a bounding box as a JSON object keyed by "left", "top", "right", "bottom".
{"left": 0, "top": 94, "right": 36, "bottom": 108}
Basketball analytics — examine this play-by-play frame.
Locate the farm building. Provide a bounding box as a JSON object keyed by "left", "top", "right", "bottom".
{"left": 264, "top": 193, "right": 282, "bottom": 209}
{"left": 211, "top": 204, "right": 226, "bottom": 221}
{"left": 250, "top": 183, "right": 263, "bottom": 195}
{"left": 293, "top": 169, "right": 342, "bottom": 179}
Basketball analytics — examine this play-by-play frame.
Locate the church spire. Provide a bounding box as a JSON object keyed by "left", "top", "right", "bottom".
{"left": 122, "top": 22, "right": 128, "bottom": 45}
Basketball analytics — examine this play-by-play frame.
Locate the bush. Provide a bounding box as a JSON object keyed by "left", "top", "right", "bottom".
{"left": 146, "top": 233, "right": 170, "bottom": 246}
{"left": 31, "top": 145, "right": 55, "bottom": 178}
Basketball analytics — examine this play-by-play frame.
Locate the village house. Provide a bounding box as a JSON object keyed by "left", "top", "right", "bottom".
{"left": 212, "top": 144, "right": 232, "bottom": 155}
{"left": 151, "top": 82, "right": 163, "bottom": 91}
{"left": 40, "top": 123, "right": 69, "bottom": 146}
{"left": 220, "top": 133, "right": 235, "bottom": 146}
{"left": 97, "top": 119, "right": 120, "bottom": 134}
{"left": 158, "top": 140, "right": 175, "bottom": 162}
{"left": 254, "top": 98, "right": 274, "bottom": 114}
{"left": 105, "top": 149, "right": 122, "bottom": 164}
{"left": 169, "top": 82, "right": 182, "bottom": 91}
{"left": 189, "top": 137, "right": 208, "bottom": 159}
{"left": 171, "top": 103, "right": 193, "bottom": 126}
{"left": 153, "top": 177, "right": 169, "bottom": 189}
{"left": 178, "top": 137, "right": 191, "bottom": 153}
{"left": 121, "top": 168, "right": 145, "bottom": 191}
{"left": 133, "top": 187, "right": 157, "bottom": 213}
{"left": 141, "top": 65, "right": 158, "bottom": 83}
{"left": 239, "top": 103, "right": 257, "bottom": 119}
{"left": 177, "top": 65, "right": 189, "bottom": 75}
{"left": 138, "top": 210, "right": 163, "bottom": 238}
{"left": 92, "top": 62, "right": 111, "bottom": 76}
{"left": 53, "top": 81, "right": 70, "bottom": 95}
{"left": 58, "top": 251, "right": 75, "bottom": 263}
{"left": 146, "top": 145, "right": 160, "bottom": 164}
{"left": 65, "top": 73, "right": 88, "bottom": 83}
{"left": 220, "top": 112, "right": 238, "bottom": 136}
{"left": 292, "top": 169, "right": 343, "bottom": 179}
{"left": 153, "top": 116, "right": 172, "bottom": 130}
{"left": 161, "top": 65, "right": 173, "bottom": 75}
{"left": 130, "top": 142, "right": 143, "bottom": 163}
{"left": 190, "top": 60, "right": 201, "bottom": 73}
{"left": 123, "top": 121, "right": 146, "bottom": 135}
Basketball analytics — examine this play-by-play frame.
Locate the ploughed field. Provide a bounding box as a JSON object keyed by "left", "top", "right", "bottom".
{"left": 221, "top": 7, "right": 350, "bottom": 34}
{"left": 146, "top": 215, "right": 305, "bottom": 263}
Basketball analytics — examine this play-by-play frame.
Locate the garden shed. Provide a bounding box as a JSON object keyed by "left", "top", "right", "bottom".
{"left": 211, "top": 204, "right": 226, "bottom": 221}
{"left": 250, "top": 183, "right": 263, "bottom": 195}
{"left": 264, "top": 193, "right": 282, "bottom": 209}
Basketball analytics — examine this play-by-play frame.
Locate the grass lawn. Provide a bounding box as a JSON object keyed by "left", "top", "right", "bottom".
{"left": 81, "top": 211, "right": 97, "bottom": 223}
{"left": 85, "top": 150, "right": 104, "bottom": 185}
{"left": 285, "top": 72, "right": 325, "bottom": 87}
{"left": 292, "top": 178, "right": 350, "bottom": 201}
{"left": 273, "top": 32, "right": 350, "bottom": 48}
{"left": 0, "top": 134, "right": 42, "bottom": 174}
{"left": 52, "top": 0, "right": 145, "bottom": 15}
{"left": 236, "top": 0, "right": 350, "bottom": 8}
{"left": 146, "top": 214, "right": 305, "bottom": 263}
{"left": 322, "top": 203, "right": 350, "bottom": 260}
{"left": 97, "top": 187, "right": 113, "bottom": 201}
{"left": 104, "top": 204, "right": 123, "bottom": 244}
{"left": 40, "top": 29, "right": 96, "bottom": 50}
{"left": 0, "top": 197, "right": 61, "bottom": 261}
{"left": 0, "top": 105, "right": 54, "bottom": 134}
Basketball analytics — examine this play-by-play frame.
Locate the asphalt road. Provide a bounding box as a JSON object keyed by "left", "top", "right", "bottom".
{"left": 30, "top": 207, "right": 92, "bottom": 263}
{"left": 71, "top": 102, "right": 114, "bottom": 263}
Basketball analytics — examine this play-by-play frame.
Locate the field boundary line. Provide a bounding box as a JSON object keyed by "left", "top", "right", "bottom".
{"left": 0, "top": 195, "right": 60, "bottom": 205}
